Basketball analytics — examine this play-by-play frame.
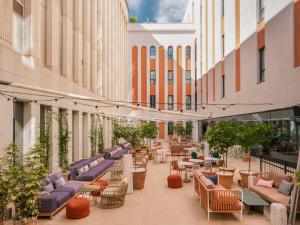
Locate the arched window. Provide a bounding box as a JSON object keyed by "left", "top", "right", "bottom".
{"left": 150, "top": 46, "right": 156, "bottom": 59}
{"left": 168, "top": 46, "right": 173, "bottom": 60}
{"left": 186, "top": 46, "right": 191, "bottom": 60}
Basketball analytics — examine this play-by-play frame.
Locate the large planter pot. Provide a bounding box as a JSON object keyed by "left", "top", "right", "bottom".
{"left": 242, "top": 153, "right": 251, "bottom": 162}
{"left": 13, "top": 217, "right": 37, "bottom": 225}
{"left": 216, "top": 171, "right": 234, "bottom": 189}
{"left": 218, "top": 166, "right": 236, "bottom": 174}
{"left": 0, "top": 218, "right": 4, "bottom": 225}
{"left": 132, "top": 168, "right": 146, "bottom": 190}
{"left": 239, "top": 170, "right": 259, "bottom": 188}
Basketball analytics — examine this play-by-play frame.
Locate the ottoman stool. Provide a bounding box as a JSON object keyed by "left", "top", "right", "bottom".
{"left": 66, "top": 197, "right": 90, "bottom": 219}
{"left": 91, "top": 179, "right": 109, "bottom": 197}
{"left": 167, "top": 174, "right": 183, "bottom": 188}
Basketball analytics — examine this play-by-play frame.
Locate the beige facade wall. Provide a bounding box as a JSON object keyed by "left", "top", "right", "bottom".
{"left": 0, "top": 0, "right": 128, "bottom": 172}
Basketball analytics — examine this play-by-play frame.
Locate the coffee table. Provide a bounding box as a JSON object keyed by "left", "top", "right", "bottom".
{"left": 240, "top": 188, "right": 269, "bottom": 214}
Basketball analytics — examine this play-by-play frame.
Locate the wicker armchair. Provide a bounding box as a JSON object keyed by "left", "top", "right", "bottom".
{"left": 100, "top": 178, "right": 128, "bottom": 209}
{"left": 110, "top": 160, "right": 124, "bottom": 181}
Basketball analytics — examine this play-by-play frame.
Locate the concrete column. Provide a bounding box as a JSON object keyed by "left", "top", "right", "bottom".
{"left": 50, "top": 107, "right": 59, "bottom": 173}
{"left": 0, "top": 0, "right": 13, "bottom": 43}
{"left": 46, "top": 0, "right": 59, "bottom": 71}
{"left": 62, "top": 0, "right": 73, "bottom": 80}
{"left": 72, "top": 111, "right": 83, "bottom": 162}
{"left": 0, "top": 98, "right": 13, "bottom": 157}
{"left": 91, "top": 0, "right": 97, "bottom": 92}
{"left": 192, "top": 121, "right": 199, "bottom": 143}
{"left": 83, "top": 0, "right": 91, "bottom": 88}
{"left": 102, "top": 0, "right": 108, "bottom": 98}
{"left": 66, "top": 109, "right": 73, "bottom": 164}
{"left": 86, "top": 114, "right": 92, "bottom": 158}
{"left": 23, "top": 103, "right": 40, "bottom": 156}
{"left": 97, "top": 0, "right": 103, "bottom": 96}
{"left": 73, "top": 0, "right": 83, "bottom": 84}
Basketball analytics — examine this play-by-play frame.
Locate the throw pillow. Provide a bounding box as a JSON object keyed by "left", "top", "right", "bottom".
{"left": 42, "top": 182, "right": 54, "bottom": 193}
{"left": 98, "top": 157, "right": 105, "bottom": 163}
{"left": 54, "top": 177, "right": 66, "bottom": 189}
{"left": 270, "top": 170, "right": 292, "bottom": 188}
{"left": 256, "top": 178, "right": 274, "bottom": 188}
{"left": 206, "top": 175, "right": 218, "bottom": 185}
{"left": 278, "top": 180, "right": 294, "bottom": 196}
{"left": 83, "top": 164, "right": 89, "bottom": 172}
{"left": 89, "top": 160, "right": 98, "bottom": 169}
{"left": 78, "top": 166, "right": 86, "bottom": 175}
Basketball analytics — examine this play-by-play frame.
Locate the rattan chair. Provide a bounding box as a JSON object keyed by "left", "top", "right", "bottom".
{"left": 110, "top": 160, "right": 124, "bottom": 181}
{"left": 170, "top": 160, "right": 185, "bottom": 174}
{"left": 100, "top": 178, "right": 128, "bottom": 209}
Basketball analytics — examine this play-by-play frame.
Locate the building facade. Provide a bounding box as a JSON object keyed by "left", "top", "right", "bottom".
{"left": 128, "top": 23, "right": 198, "bottom": 141}
{"left": 0, "top": 0, "right": 129, "bottom": 172}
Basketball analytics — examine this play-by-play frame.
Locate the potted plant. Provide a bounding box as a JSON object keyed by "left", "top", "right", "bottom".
{"left": 168, "top": 122, "right": 174, "bottom": 141}
{"left": 13, "top": 142, "right": 48, "bottom": 225}
{"left": 206, "top": 120, "right": 238, "bottom": 171}
{"left": 140, "top": 122, "right": 158, "bottom": 159}
{"left": 185, "top": 121, "right": 193, "bottom": 143}
{"left": 175, "top": 122, "right": 185, "bottom": 142}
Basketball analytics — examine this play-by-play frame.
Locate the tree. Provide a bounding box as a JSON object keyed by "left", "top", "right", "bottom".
{"left": 175, "top": 123, "right": 185, "bottom": 137}
{"left": 206, "top": 120, "right": 238, "bottom": 168}
{"left": 185, "top": 121, "right": 193, "bottom": 136}
{"left": 129, "top": 15, "right": 137, "bottom": 23}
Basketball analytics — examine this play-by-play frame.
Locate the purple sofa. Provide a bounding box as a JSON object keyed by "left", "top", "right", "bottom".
{"left": 69, "top": 154, "right": 114, "bottom": 181}
{"left": 104, "top": 145, "right": 129, "bottom": 160}
{"left": 38, "top": 172, "right": 83, "bottom": 215}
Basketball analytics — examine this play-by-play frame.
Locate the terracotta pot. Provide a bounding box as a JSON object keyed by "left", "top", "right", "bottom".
{"left": 133, "top": 168, "right": 147, "bottom": 190}
{"left": 0, "top": 218, "right": 4, "bottom": 225}
{"left": 242, "top": 153, "right": 251, "bottom": 161}
{"left": 239, "top": 170, "right": 259, "bottom": 188}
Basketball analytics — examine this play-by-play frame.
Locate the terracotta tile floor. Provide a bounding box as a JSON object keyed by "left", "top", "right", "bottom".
{"left": 6, "top": 156, "right": 300, "bottom": 225}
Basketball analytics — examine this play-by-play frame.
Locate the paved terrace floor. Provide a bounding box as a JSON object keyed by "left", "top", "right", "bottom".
{"left": 6, "top": 156, "right": 300, "bottom": 225}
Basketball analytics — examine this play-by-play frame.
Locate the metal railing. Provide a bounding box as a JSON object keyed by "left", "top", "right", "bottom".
{"left": 260, "top": 155, "right": 297, "bottom": 175}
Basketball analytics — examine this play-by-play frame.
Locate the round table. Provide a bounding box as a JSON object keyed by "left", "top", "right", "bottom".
{"left": 183, "top": 147, "right": 199, "bottom": 156}
{"left": 179, "top": 161, "right": 195, "bottom": 183}
{"left": 80, "top": 184, "right": 101, "bottom": 206}
{"left": 216, "top": 171, "right": 234, "bottom": 189}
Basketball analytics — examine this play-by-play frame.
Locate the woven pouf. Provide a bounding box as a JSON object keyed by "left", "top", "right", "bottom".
{"left": 270, "top": 203, "right": 287, "bottom": 225}
{"left": 66, "top": 197, "right": 90, "bottom": 219}
{"left": 91, "top": 179, "right": 109, "bottom": 197}
{"left": 167, "top": 174, "right": 183, "bottom": 188}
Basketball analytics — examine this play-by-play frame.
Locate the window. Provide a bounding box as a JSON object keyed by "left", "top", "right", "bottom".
{"left": 168, "top": 46, "right": 173, "bottom": 60}
{"left": 150, "top": 46, "right": 156, "bottom": 59}
{"left": 186, "top": 46, "right": 191, "bottom": 60}
{"left": 150, "top": 70, "right": 156, "bottom": 84}
{"left": 221, "top": 35, "right": 225, "bottom": 58}
{"left": 13, "top": 0, "right": 24, "bottom": 53}
{"left": 150, "top": 95, "right": 156, "bottom": 108}
{"left": 258, "top": 0, "right": 265, "bottom": 21}
{"left": 258, "top": 48, "right": 265, "bottom": 83}
{"left": 221, "top": 75, "right": 225, "bottom": 98}
{"left": 186, "top": 95, "right": 192, "bottom": 110}
{"left": 168, "top": 70, "right": 173, "bottom": 84}
{"left": 168, "top": 95, "right": 174, "bottom": 110}
{"left": 185, "top": 70, "right": 191, "bottom": 84}
{"left": 221, "top": 0, "right": 224, "bottom": 17}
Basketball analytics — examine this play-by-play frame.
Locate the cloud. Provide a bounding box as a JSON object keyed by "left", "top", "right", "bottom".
{"left": 128, "top": 0, "right": 142, "bottom": 12}
{"left": 155, "top": 0, "right": 189, "bottom": 23}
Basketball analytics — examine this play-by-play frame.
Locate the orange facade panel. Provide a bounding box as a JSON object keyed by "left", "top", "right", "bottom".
{"left": 186, "top": 59, "right": 191, "bottom": 70}
{"left": 257, "top": 27, "right": 265, "bottom": 50}
{"left": 168, "top": 59, "right": 173, "bottom": 70}
{"left": 295, "top": 0, "right": 300, "bottom": 67}
{"left": 141, "top": 46, "right": 147, "bottom": 106}
{"left": 186, "top": 84, "right": 191, "bottom": 95}
{"left": 150, "top": 84, "right": 155, "bottom": 95}
{"left": 159, "top": 46, "right": 165, "bottom": 110}
{"left": 168, "top": 84, "right": 173, "bottom": 95}
{"left": 159, "top": 122, "right": 165, "bottom": 139}
{"left": 177, "top": 46, "right": 183, "bottom": 110}
{"left": 236, "top": 48, "right": 241, "bottom": 92}
{"left": 150, "top": 59, "right": 156, "bottom": 70}
{"left": 132, "top": 46, "right": 138, "bottom": 105}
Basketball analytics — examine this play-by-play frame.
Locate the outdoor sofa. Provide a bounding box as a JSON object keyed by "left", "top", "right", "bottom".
{"left": 38, "top": 172, "right": 83, "bottom": 218}
{"left": 104, "top": 144, "right": 130, "bottom": 160}
{"left": 69, "top": 154, "right": 114, "bottom": 181}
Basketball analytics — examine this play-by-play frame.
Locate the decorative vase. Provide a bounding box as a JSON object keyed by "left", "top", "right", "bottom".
{"left": 242, "top": 153, "right": 251, "bottom": 161}
{"left": 132, "top": 168, "right": 146, "bottom": 190}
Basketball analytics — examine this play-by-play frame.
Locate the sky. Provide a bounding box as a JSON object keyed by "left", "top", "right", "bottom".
{"left": 128, "top": 0, "right": 189, "bottom": 23}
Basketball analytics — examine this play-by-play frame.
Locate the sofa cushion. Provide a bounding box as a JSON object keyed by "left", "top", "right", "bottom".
{"left": 49, "top": 172, "right": 64, "bottom": 185}
{"left": 270, "top": 170, "right": 293, "bottom": 188}
{"left": 76, "top": 160, "right": 114, "bottom": 181}
{"left": 256, "top": 178, "right": 274, "bottom": 188}
{"left": 109, "top": 151, "right": 124, "bottom": 160}
{"left": 42, "top": 182, "right": 55, "bottom": 193}
{"left": 206, "top": 175, "right": 218, "bottom": 185}
{"left": 249, "top": 185, "right": 290, "bottom": 207}
{"left": 88, "top": 159, "right": 99, "bottom": 169}
{"left": 55, "top": 181, "right": 83, "bottom": 196}
{"left": 278, "top": 180, "right": 294, "bottom": 196}
{"left": 54, "top": 177, "right": 66, "bottom": 189}
{"left": 50, "top": 191, "right": 71, "bottom": 207}
{"left": 78, "top": 166, "right": 86, "bottom": 175}
{"left": 200, "top": 175, "right": 214, "bottom": 189}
